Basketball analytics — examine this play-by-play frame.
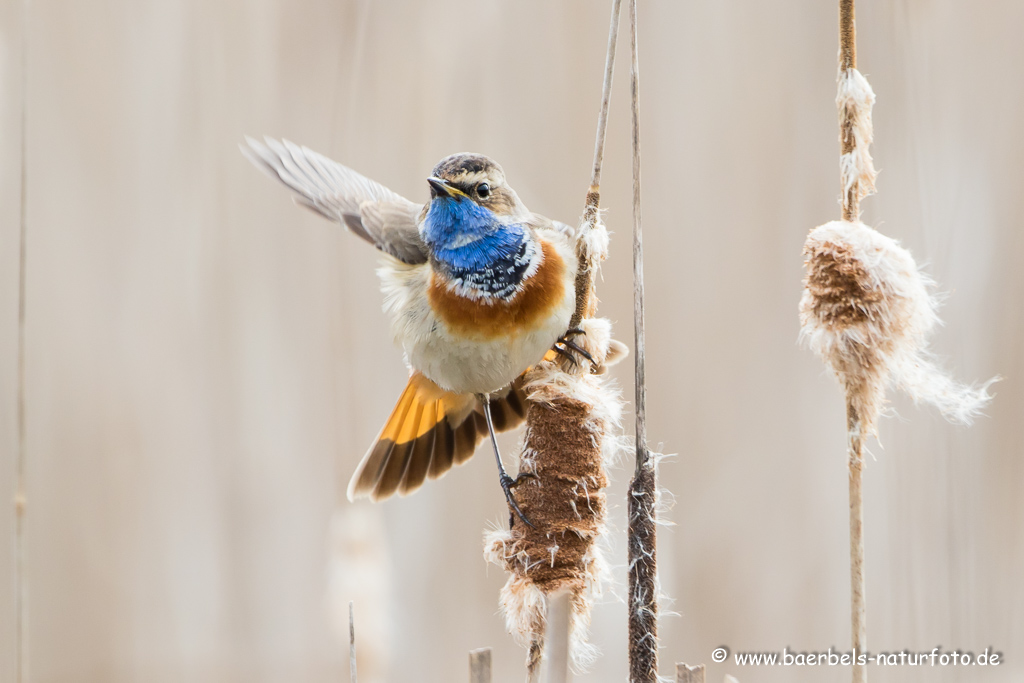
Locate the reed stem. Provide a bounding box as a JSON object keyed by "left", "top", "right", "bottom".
{"left": 15, "top": 2, "right": 31, "bottom": 681}
{"left": 838, "top": 4, "right": 867, "bottom": 682}
{"left": 839, "top": 0, "right": 859, "bottom": 221}
{"left": 847, "top": 404, "right": 867, "bottom": 683}
{"left": 349, "top": 602, "right": 358, "bottom": 683}
{"left": 626, "top": 1, "right": 658, "bottom": 681}
{"left": 569, "top": 0, "right": 622, "bottom": 330}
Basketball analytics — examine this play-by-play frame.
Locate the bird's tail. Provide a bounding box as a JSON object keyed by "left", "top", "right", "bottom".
{"left": 347, "top": 372, "right": 529, "bottom": 502}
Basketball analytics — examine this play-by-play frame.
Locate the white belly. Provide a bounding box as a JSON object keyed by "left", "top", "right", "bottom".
{"left": 376, "top": 237, "right": 576, "bottom": 395}
{"left": 413, "top": 304, "right": 571, "bottom": 394}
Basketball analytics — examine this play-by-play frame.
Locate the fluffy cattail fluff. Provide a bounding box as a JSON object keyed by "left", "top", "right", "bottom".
{"left": 837, "top": 68, "right": 877, "bottom": 217}
{"left": 800, "top": 219, "right": 995, "bottom": 436}
{"left": 804, "top": 62, "right": 993, "bottom": 434}
{"left": 484, "top": 316, "right": 626, "bottom": 676}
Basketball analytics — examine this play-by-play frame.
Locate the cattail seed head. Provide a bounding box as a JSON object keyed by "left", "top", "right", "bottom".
{"left": 800, "top": 220, "right": 995, "bottom": 436}
{"left": 483, "top": 317, "right": 624, "bottom": 674}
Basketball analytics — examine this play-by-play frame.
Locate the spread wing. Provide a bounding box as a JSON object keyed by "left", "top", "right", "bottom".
{"left": 241, "top": 136, "right": 428, "bottom": 264}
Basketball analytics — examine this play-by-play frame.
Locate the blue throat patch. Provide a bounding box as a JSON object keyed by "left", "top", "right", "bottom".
{"left": 423, "top": 196, "right": 534, "bottom": 298}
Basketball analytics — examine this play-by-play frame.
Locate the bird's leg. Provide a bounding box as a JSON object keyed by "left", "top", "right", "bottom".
{"left": 482, "top": 396, "right": 534, "bottom": 529}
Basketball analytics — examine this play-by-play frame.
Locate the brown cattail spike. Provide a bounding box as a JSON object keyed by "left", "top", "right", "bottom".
{"left": 484, "top": 317, "right": 623, "bottom": 674}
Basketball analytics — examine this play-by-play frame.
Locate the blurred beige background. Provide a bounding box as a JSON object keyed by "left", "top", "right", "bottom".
{"left": 1, "top": 1, "right": 1021, "bottom": 682}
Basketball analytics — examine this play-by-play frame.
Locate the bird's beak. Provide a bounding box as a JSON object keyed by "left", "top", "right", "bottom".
{"left": 427, "top": 177, "right": 467, "bottom": 200}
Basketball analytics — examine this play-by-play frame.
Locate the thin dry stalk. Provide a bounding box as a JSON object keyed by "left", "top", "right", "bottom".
{"left": 839, "top": 0, "right": 856, "bottom": 77}
{"left": 837, "top": 0, "right": 880, "bottom": 227}
{"left": 570, "top": 0, "right": 622, "bottom": 329}
{"left": 528, "top": 651, "right": 544, "bottom": 683}
{"left": 15, "top": 2, "right": 31, "bottom": 682}
{"left": 469, "top": 648, "right": 492, "bottom": 683}
{"left": 675, "top": 663, "right": 706, "bottom": 683}
{"left": 843, "top": 3, "right": 868, "bottom": 679}
{"left": 349, "top": 602, "right": 357, "bottom": 683}
{"left": 625, "top": 1, "right": 658, "bottom": 682}
{"left": 526, "top": 641, "right": 543, "bottom": 683}
{"left": 848, "top": 407, "right": 866, "bottom": 683}
{"left": 627, "top": 0, "right": 646, "bottom": 471}
{"left": 838, "top": 5, "right": 867, "bottom": 681}
{"left": 541, "top": 592, "right": 572, "bottom": 683}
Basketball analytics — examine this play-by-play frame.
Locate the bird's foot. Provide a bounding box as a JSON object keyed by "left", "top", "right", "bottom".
{"left": 554, "top": 331, "right": 595, "bottom": 368}
{"left": 511, "top": 470, "right": 539, "bottom": 487}
{"left": 500, "top": 472, "right": 536, "bottom": 529}
{"left": 482, "top": 395, "right": 535, "bottom": 530}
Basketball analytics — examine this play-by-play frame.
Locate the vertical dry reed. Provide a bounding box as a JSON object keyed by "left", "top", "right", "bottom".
{"left": 570, "top": 0, "right": 623, "bottom": 330}
{"left": 15, "top": 1, "right": 31, "bottom": 681}
{"left": 625, "top": 1, "right": 659, "bottom": 681}
{"left": 469, "top": 648, "right": 492, "bottom": 683}
{"left": 348, "top": 602, "right": 358, "bottom": 683}
{"left": 676, "top": 663, "right": 706, "bottom": 683}
{"left": 838, "top": 5, "right": 867, "bottom": 680}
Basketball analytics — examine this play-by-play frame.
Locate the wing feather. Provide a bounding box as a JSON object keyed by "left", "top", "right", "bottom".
{"left": 242, "top": 136, "right": 428, "bottom": 264}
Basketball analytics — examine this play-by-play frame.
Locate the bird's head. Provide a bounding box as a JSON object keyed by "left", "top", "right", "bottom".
{"left": 421, "top": 153, "right": 528, "bottom": 251}
{"left": 426, "top": 153, "right": 528, "bottom": 217}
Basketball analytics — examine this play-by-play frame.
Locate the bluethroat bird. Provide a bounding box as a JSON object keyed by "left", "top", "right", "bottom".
{"left": 242, "top": 138, "right": 596, "bottom": 526}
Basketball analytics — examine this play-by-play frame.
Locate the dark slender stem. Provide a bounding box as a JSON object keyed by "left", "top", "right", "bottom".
{"left": 626, "top": 2, "right": 658, "bottom": 682}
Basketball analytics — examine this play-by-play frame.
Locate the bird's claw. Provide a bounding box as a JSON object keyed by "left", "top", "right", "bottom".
{"left": 553, "top": 343, "right": 579, "bottom": 366}
{"left": 504, "top": 470, "right": 539, "bottom": 489}
{"left": 554, "top": 332, "right": 595, "bottom": 368}
{"left": 500, "top": 473, "right": 535, "bottom": 529}
{"left": 513, "top": 471, "right": 539, "bottom": 485}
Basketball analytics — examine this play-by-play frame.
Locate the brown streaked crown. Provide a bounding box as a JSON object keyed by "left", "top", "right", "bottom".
{"left": 432, "top": 153, "right": 499, "bottom": 180}
{"left": 430, "top": 153, "right": 527, "bottom": 219}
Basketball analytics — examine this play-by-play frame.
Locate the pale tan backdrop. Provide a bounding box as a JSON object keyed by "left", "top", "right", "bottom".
{"left": 1, "top": 1, "right": 1021, "bottom": 682}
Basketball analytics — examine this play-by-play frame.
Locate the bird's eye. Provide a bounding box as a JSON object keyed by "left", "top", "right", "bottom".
{"left": 477, "top": 183, "right": 491, "bottom": 199}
